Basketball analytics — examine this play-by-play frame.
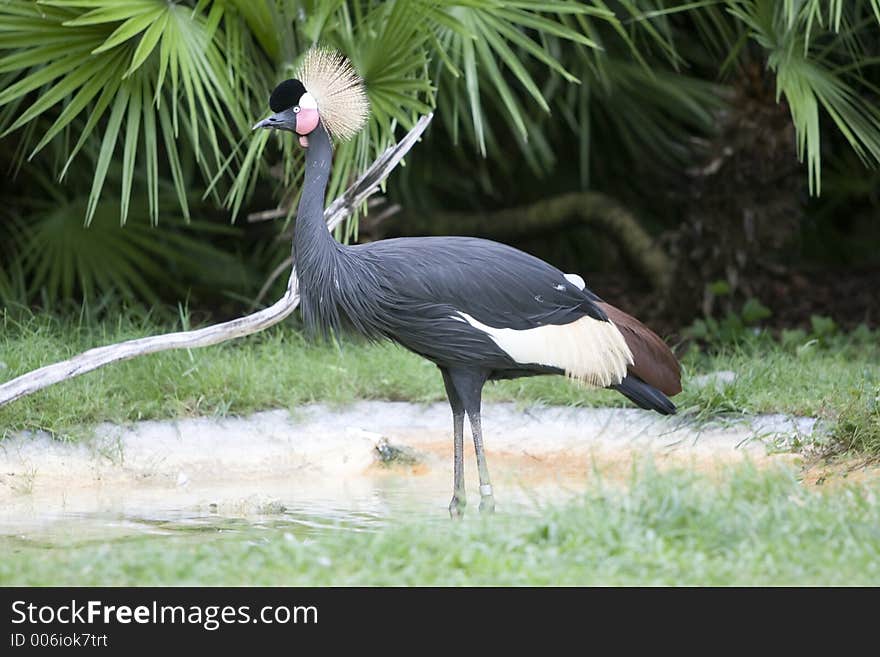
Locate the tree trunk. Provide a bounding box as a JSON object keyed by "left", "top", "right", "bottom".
{"left": 668, "top": 61, "right": 803, "bottom": 322}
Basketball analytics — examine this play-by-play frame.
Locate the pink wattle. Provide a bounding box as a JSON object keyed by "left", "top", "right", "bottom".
{"left": 296, "top": 108, "right": 320, "bottom": 135}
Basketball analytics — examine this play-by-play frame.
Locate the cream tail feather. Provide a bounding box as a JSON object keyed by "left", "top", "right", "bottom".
{"left": 457, "top": 312, "right": 634, "bottom": 388}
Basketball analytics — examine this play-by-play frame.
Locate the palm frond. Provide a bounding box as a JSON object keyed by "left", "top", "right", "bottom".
{"left": 425, "top": 0, "right": 606, "bottom": 155}
{"left": 0, "top": 0, "right": 259, "bottom": 223}
{"left": 729, "top": 0, "right": 880, "bottom": 193}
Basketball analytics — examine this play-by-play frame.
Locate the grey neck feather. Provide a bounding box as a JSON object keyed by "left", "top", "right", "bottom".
{"left": 294, "top": 121, "right": 381, "bottom": 338}
{"left": 294, "top": 121, "right": 337, "bottom": 273}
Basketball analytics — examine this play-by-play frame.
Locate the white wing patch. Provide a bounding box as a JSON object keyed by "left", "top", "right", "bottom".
{"left": 564, "top": 273, "right": 586, "bottom": 290}
{"left": 457, "top": 311, "right": 633, "bottom": 388}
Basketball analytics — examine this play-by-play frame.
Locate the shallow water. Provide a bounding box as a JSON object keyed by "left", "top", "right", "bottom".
{"left": 0, "top": 467, "right": 584, "bottom": 550}
{"left": 0, "top": 402, "right": 812, "bottom": 548}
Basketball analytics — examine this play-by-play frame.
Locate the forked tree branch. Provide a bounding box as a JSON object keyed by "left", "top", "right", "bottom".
{"left": 0, "top": 114, "right": 433, "bottom": 409}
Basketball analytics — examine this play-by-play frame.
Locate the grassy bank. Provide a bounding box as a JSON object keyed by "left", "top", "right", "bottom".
{"left": 2, "top": 464, "right": 878, "bottom": 586}
{"left": 1, "top": 310, "right": 878, "bottom": 453}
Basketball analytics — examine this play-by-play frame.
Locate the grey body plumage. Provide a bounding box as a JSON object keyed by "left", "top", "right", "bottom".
{"left": 257, "top": 49, "right": 681, "bottom": 516}
{"left": 296, "top": 125, "right": 589, "bottom": 377}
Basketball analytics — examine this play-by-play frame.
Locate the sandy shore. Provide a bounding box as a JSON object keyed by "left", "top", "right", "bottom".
{"left": 0, "top": 402, "right": 815, "bottom": 534}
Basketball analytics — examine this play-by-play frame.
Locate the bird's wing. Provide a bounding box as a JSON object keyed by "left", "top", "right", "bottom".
{"left": 361, "top": 236, "right": 607, "bottom": 329}
{"left": 596, "top": 302, "right": 682, "bottom": 396}
{"left": 358, "top": 237, "right": 633, "bottom": 387}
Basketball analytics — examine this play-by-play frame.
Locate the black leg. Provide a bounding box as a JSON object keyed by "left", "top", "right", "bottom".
{"left": 440, "top": 368, "right": 466, "bottom": 518}
{"left": 447, "top": 367, "right": 495, "bottom": 514}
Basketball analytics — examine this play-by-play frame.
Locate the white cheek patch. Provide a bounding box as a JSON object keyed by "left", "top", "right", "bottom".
{"left": 564, "top": 273, "right": 586, "bottom": 290}
{"left": 457, "top": 312, "right": 633, "bottom": 388}
{"left": 299, "top": 92, "right": 318, "bottom": 110}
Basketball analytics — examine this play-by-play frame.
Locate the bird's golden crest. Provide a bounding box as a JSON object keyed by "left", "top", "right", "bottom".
{"left": 296, "top": 47, "right": 369, "bottom": 141}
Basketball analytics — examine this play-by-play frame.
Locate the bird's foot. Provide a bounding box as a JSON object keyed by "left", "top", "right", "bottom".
{"left": 448, "top": 494, "right": 466, "bottom": 519}
{"left": 479, "top": 484, "right": 495, "bottom": 514}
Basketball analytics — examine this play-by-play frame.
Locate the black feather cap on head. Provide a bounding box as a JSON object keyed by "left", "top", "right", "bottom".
{"left": 269, "top": 79, "right": 306, "bottom": 113}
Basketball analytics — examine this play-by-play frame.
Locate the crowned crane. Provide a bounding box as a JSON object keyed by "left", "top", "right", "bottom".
{"left": 254, "top": 48, "right": 681, "bottom": 517}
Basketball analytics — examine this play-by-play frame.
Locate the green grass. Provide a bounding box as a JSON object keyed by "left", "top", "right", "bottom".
{"left": 832, "top": 385, "right": 880, "bottom": 456}
{"left": 2, "top": 312, "right": 878, "bottom": 585}
{"left": 1, "top": 310, "right": 879, "bottom": 447}
{"left": 2, "top": 463, "right": 879, "bottom": 585}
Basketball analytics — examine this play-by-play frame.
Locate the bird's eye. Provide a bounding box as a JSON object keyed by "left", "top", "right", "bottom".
{"left": 293, "top": 106, "right": 301, "bottom": 113}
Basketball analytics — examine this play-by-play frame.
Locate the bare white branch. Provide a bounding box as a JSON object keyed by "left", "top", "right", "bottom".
{"left": 0, "top": 114, "right": 433, "bottom": 409}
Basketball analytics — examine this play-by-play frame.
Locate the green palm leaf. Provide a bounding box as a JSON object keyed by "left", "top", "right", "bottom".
{"left": 0, "top": 0, "right": 257, "bottom": 224}
{"left": 729, "top": 0, "right": 880, "bottom": 193}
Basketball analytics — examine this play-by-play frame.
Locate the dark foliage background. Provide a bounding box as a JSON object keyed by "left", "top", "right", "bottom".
{"left": 1, "top": 0, "right": 878, "bottom": 333}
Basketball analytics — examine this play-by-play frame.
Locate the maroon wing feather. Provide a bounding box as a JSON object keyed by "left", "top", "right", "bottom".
{"left": 598, "top": 302, "right": 681, "bottom": 396}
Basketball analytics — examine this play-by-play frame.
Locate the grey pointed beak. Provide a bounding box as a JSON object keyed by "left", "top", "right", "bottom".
{"left": 252, "top": 116, "right": 276, "bottom": 131}
{"left": 252, "top": 107, "right": 297, "bottom": 132}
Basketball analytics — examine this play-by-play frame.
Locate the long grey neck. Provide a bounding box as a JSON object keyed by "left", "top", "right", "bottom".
{"left": 291, "top": 121, "right": 382, "bottom": 338}
{"left": 294, "top": 122, "right": 339, "bottom": 278}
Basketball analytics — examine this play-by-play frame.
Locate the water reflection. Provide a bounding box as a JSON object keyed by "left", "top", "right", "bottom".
{"left": 0, "top": 461, "right": 587, "bottom": 552}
